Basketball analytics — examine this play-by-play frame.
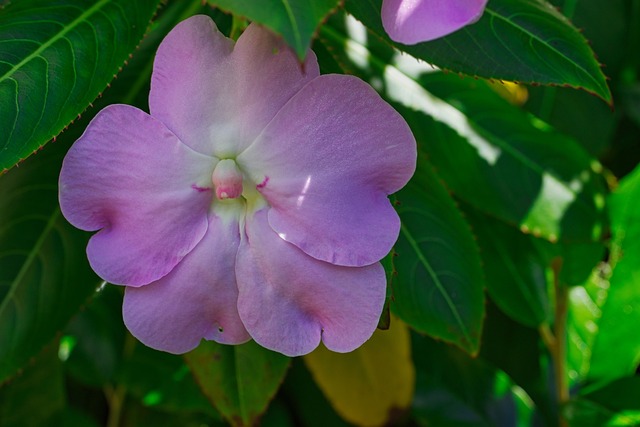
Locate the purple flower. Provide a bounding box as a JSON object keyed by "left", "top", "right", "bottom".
{"left": 382, "top": 0, "right": 488, "bottom": 45}
{"left": 59, "top": 15, "right": 416, "bottom": 357}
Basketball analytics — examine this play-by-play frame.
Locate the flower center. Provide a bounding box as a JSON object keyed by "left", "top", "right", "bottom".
{"left": 212, "top": 159, "right": 243, "bottom": 200}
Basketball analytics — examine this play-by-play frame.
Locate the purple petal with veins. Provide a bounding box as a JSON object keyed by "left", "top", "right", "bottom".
{"left": 59, "top": 15, "right": 416, "bottom": 355}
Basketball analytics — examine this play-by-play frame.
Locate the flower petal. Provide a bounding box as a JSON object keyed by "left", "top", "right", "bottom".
{"left": 236, "top": 210, "right": 386, "bottom": 357}
{"left": 123, "top": 215, "right": 249, "bottom": 354}
{"left": 59, "top": 104, "right": 213, "bottom": 286}
{"left": 224, "top": 23, "right": 320, "bottom": 155}
{"left": 237, "top": 75, "right": 416, "bottom": 267}
{"left": 150, "top": 16, "right": 319, "bottom": 157}
{"left": 381, "top": 0, "right": 488, "bottom": 45}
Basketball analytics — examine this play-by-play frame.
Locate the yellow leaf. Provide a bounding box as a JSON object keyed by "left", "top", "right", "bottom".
{"left": 303, "top": 318, "right": 415, "bottom": 426}
{"left": 489, "top": 80, "right": 529, "bottom": 106}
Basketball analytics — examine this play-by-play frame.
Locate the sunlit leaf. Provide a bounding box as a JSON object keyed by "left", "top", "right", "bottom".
{"left": 566, "top": 265, "right": 609, "bottom": 386}
{"left": 0, "top": 0, "right": 161, "bottom": 171}
{"left": 184, "top": 340, "right": 290, "bottom": 427}
{"left": 588, "top": 164, "right": 640, "bottom": 383}
{"left": 345, "top": 0, "right": 611, "bottom": 101}
{"left": 320, "top": 15, "right": 608, "bottom": 245}
{"left": 304, "top": 318, "right": 415, "bottom": 426}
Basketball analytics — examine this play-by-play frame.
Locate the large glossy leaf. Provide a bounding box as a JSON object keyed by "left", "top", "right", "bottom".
{"left": 184, "top": 340, "right": 290, "bottom": 427}
{"left": 303, "top": 318, "right": 415, "bottom": 426}
{"left": 345, "top": 0, "right": 611, "bottom": 102}
{"left": 0, "top": 137, "right": 99, "bottom": 384}
{"left": 0, "top": 0, "right": 161, "bottom": 172}
{"left": 588, "top": 165, "right": 640, "bottom": 384}
{"left": 465, "top": 208, "right": 551, "bottom": 328}
{"left": 320, "top": 15, "right": 607, "bottom": 245}
{"left": 207, "top": 0, "right": 339, "bottom": 59}
{"left": 391, "top": 160, "right": 485, "bottom": 355}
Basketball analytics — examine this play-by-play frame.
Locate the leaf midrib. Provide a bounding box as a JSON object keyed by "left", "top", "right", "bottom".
{"left": 484, "top": 5, "right": 607, "bottom": 97}
{"left": 399, "top": 222, "right": 473, "bottom": 350}
{"left": 0, "top": 208, "right": 60, "bottom": 321}
{"left": 280, "top": 0, "right": 302, "bottom": 53}
{"left": 0, "top": 0, "right": 112, "bottom": 84}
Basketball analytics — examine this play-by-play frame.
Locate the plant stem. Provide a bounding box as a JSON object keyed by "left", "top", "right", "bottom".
{"left": 105, "top": 383, "right": 127, "bottom": 427}
{"left": 105, "top": 332, "right": 137, "bottom": 427}
{"left": 540, "top": 258, "right": 569, "bottom": 427}
{"left": 552, "top": 258, "right": 569, "bottom": 427}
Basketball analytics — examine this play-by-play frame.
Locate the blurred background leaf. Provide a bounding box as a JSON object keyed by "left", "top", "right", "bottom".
{"left": 411, "top": 332, "right": 537, "bottom": 427}
{"left": 465, "top": 207, "right": 551, "bottom": 329}
{"left": 0, "top": 343, "right": 66, "bottom": 427}
{"left": 0, "top": 131, "right": 100, "bottom": 384}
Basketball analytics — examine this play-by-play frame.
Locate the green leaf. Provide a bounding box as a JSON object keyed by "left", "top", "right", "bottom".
{"left": 63, "top": 286, "right": 126, "bottom": 388}
{"left": 207, "top": 0, "right": 340, "bottom": 60}
{"left": 0, "top": 0, "right": 161, "bottom": 172}
{"left": 565, "top": 400, "right": 640, "bottom": 427}
{"left": 0, "top": 137, "right": 100, "bottom": 384}
{"left": 320, "top": 14, "right": 485, "bottom": 355}
{"left": 405, "top": 73, "right": 608, "bottom": 244}
{"left": 465, "top": 208, "right": 551, "bottom": 328}
{"left": 184, "top": 341, "right": 291, "bottom": 427}
{"left": 320, "top": 14, "right": 608, "bottom": 245}
{"left": 581, "top": 376, "right": 640, "bottom": 413}
{"left": 345, "top": 0, "right": 611, "bottom": 102}
{"left": 480, "top": 302, "right": 556, "bottom": 424}
{"left": 281, "top": 360, "right": 350, "bottom": 427}
{"left": 567, "top": 377, "right": 640, "bottom": 427}
{"left": 588, "top": 164, "right": 640, "bottom": 383}
{"left": 0, "top": 342, "right": 66, "bottom": 427}
{"left": 566, "top": 265, "right": 609, "bottom": 385}
{"left": 120, "top": 343, "right": 221, "bottom": 418}
{"left": 411, "top": 333, "right": 534, "bottom": 427}
{"left": 392, "top": 160, "right": 485, "bottom": 355}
